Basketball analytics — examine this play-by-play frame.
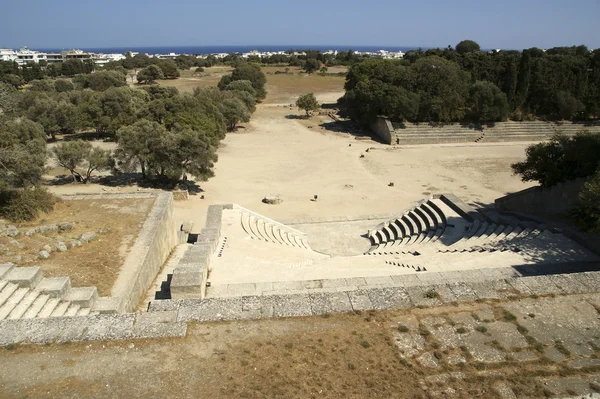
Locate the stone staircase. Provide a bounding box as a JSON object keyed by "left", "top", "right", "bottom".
{"left": 0, "top": 263, "right": 103, "bottom": 320}
{"left": 237, "top": 206, "right": 311, "bottom": 250}
{"left": 367, "top": 197, "right": 455, "bottom": 250}
{"left": 392, "top": 121, "right": 600, "bottom": 145}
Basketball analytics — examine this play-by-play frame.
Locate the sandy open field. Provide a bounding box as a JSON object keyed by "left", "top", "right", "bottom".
{"left": 45, "top": 67, "right": 535, "bottom": 236}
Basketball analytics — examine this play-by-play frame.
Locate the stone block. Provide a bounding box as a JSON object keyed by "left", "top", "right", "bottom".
{"left": 364, "top": 275, "right": 394, "bottom": 287}
{"left": 391, "top": 274, "right": 421, "bottom": 287}
{"left": 81, "top": 314, "right": 136, "bottom": 341}
{"left": 406, "top": 286, "right": 442, "bottom": 307}
{"left": 347, "top": 290, "right": 373, "bottom": 311}
{"left": 170, "top": 271, "right": 205, "bottom": 299}
{"left": 447, "top": 282, "right": 479, "bottom": 302}
{"left": 227, "top": 283, "right": 257, "bottom": 297}
{"left": 92, "top": 296, "right": 122, "bottom": 314}
{"left": 64, "top": 287, "right": 98, "bottom": 307}
{"left": 519, "top": 275, "right": 565, "bottom": 296}
{"left": 5, "top": 266, "right": 42, "bottom": 288}
{"left": 36, "top": 277, "right": 71, "bottom": 298}
{"left": 549, "top": 274, "right": 592, "bottom": 294}
{"left": 267, "top": 294, "right": 312, "bottom": 318}
{"left": 309, "top": 292, "right": 353, "bottom": 315}
{"left": 367, "top": 287, "right": 411, "bottom": 310}
{"left": 147, "top": 299, "right": 180, "bottom": 312}
{"left": 177, "top": 297, "right": 243, "bottom": 322}
{"left": 321, "top": 278, "right": 347, "bottom": 289}
{"left": 241, "top": 296, "right": 272, "bottom": 319}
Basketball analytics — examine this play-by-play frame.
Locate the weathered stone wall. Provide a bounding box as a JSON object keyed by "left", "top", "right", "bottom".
{"left": 495, "top": 178, "right": 590, "bottom": 216}
{"left": 170, "top": 204, "right": 229, "bottom": 299}
{"left": 370, "top": 117, "right": 394, "bottom": 144}
{"left": 109, "top": 192, "right": 177, "bottom": 312}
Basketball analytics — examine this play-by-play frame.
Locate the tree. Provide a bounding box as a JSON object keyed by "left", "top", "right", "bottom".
{"left": 512, "top": 131, "right": 600, "bottom": 187}
{"left": 570, "top": 170, "right": 600, "bottom": 233}
{"left": 157, "top": 60, "right": 180, "bottom": 79}
{"left": 0, "top": 118, "right": 46, "bottom": 187}
{"left": 115, "top": 119, "right": 167, "bottom": 178}
{"left": 73, "top": 70, "right": 127, "bottom": 91}
{"left": 456, "top": 40, "right": 481, "bottom": 55}
{"left": 137, "top": 65, "right": 164, "bottom": 84}
{"left": 53, "top": 140, "right": 111, "bottom": 183}
{"left": 224, "top": 80, "right": 256, "bottom": 97}
{"left": 218, "top": 98, "right": 251, "bottom": 130}
{"left": 296, "top": 93, "right": 320, "bottom": 116}
{"left": 555, "top": 91, "right": 584, "bottom": 120}
{"left": 468, "top": 81, "right": 509, "bottom": 121}
{"left": 412, "top": 56, "right": 470, "bottom": 122}
{"left": 54, "top": 79, "right": 74, "bottom": 92}
{"left": 219, "top": 64, "right": 267, "bottom": 99}
{"left": 303, "top": 58, "right": 321, "bottom": 74}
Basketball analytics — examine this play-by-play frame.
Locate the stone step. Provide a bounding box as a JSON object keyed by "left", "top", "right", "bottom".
{"left": 22, "top": 293, "right": 50, "bottom": 319}
{"left": 65, "top": 303, "right": 81, "bottom": 317}
{"left": 0, "top": 287, "right": 29, "bottom": 320}
{"left": 0, "top": 263, "right": 15, "bottom": 279}
{"left": 37, "top": 297, "right": 61, "bottom": 318}
{"left": 76, "top": 307, "right": 91, "bottom": 316}
{"left": 36, "top": 276, "right": 71, "bottom": 298}
{"left": 7, "top": 290, "right": 40, "bottom": 319}
{"left": 5, "top": 266, "right": 43, "bottom": 288}
{"left": 64, "top": 287, "right": 98, "bottom": 308}
{"left": 0, "top": 282, "right": 19, "bottom": 308}
{"left": 50, "top": 301, "right": 71, "bottom": 317}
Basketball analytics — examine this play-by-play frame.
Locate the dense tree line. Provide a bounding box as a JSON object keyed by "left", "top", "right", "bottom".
{"left": 0, "top": 63, "right": 265, "bottom": 220}
{"left": 344, "top": 41, "right": 600, "bottom": 124}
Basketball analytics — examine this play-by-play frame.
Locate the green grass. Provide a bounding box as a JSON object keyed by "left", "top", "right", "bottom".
{"left": 504, "top": 311, "right": 517, "bottom": 321}
{"left": 475, "top": 325, "right": 488, "bottom": 333}
{"left": 456, "top": 327, "right": 468, "bottom": 334}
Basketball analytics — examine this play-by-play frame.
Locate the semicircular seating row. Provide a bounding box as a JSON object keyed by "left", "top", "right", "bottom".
{"left": 240, "top": 211, "right": 310, "bottom": 250}
{"left": 368, "top": 199, "right": 448, "bottom": 250}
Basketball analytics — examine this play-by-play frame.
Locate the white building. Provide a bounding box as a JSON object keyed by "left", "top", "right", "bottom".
{"left": 15, "top": 47, "right": 46, "bottom": 66}
{"left": 93, "top": 53, "right": 126, "bottom": 67}
{"left": 0, "top": 48, "right": 17, "bottom": 62}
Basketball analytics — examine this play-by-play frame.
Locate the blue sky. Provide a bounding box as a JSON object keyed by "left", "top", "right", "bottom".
{"left": 1, "top": 0, "right": 599, "bottom": 50}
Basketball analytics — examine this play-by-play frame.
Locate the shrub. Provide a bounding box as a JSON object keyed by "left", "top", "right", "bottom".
{"left": 0, "top": 187, "right": 58, "bottom": 222}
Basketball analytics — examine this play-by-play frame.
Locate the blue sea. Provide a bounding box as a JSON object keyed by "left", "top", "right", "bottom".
{"left": 35, "top": 45, "right": 424, "bottom": 55}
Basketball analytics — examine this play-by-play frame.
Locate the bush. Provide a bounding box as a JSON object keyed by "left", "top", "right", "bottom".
{"left": 570, "top": 169, "right": 600, "bottom": 233}
{"left": 195, "top": 67, "right": 205, "bottom": 73}
{"left": 0, "top": 187, "right": 58, "bottom": 222}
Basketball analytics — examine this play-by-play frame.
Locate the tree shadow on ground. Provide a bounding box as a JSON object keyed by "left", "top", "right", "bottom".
{"left": 285, "top": 114, "right": 308, "bottom": 120}
{"left": 47, "top": 172, "right": 205, "bottom": 194}
{"left": 319, "top": 120, "right": 384, "bottom": 143}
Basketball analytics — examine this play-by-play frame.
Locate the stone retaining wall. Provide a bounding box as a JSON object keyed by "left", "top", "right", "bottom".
{"left": 110, "top": 192, "right": 176, "bottom": 312}
{"left": 495, "top": 177, "right": 590, "bottom": 216}
{"left": 370, "top": 117, "right": 394, "bottom": 144}
{"left": 1, "top": 264, "right": 598, "bottom": 345}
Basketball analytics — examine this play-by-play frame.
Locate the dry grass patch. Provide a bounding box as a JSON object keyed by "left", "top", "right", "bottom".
{"left": 1, "top": 198, "right": 154, "bottom": 295}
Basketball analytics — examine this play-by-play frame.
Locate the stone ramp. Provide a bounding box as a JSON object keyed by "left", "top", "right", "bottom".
{"left": 0, "top": 264, "right": 112, "bottom": 320}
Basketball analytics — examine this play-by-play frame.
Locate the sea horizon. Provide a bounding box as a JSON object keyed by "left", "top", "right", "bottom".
{"left": 28, "top": 45, "right": 427, "bottom": 55}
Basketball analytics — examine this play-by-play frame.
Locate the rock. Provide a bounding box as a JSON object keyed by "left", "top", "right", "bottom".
{"left": 58, "top": 222, "right": 73, "bottom": 231}
{"left": 9, "top": 239, "right": 24, "bottom": 249}
{"left": 55, "top": 242, "right": 68, "bottom": 252}
{"left": 38, "top": 250, "right": 50, "bottom": 259}
{"left": 38, "top": 224, "right": 58, "bottom": 234}
{"left": 97, "top": 227, "right": 110, "bottom": 234}
{"left": 181, "top": 221, "right": 194, "bottom": 233}
{"left": 12, "top": 256, "right": 22, "bottom": 264}
{"left": 69, "top": 240, "right": 82, "bottom": 248}
{"left": 42, "top": 244, "right": 53, "bottom": 253}
{"left": 6, "top": 226, "right": 20, "bottom": 237}
{"left": 262, "top": 195, "right": 283, "bottom": 205}
{"left": 25, "top": 229, "right": 37, "bottom": 236}
{"left": 79, "top": 232, "right": 97, "bottom": 243}
{"left": 0, "top": 244, "right": 8, "bottom": 253}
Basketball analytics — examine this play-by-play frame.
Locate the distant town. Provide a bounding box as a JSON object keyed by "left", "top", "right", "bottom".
{"left": 0, "top": 47, "right": 406, "bottom": 67}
